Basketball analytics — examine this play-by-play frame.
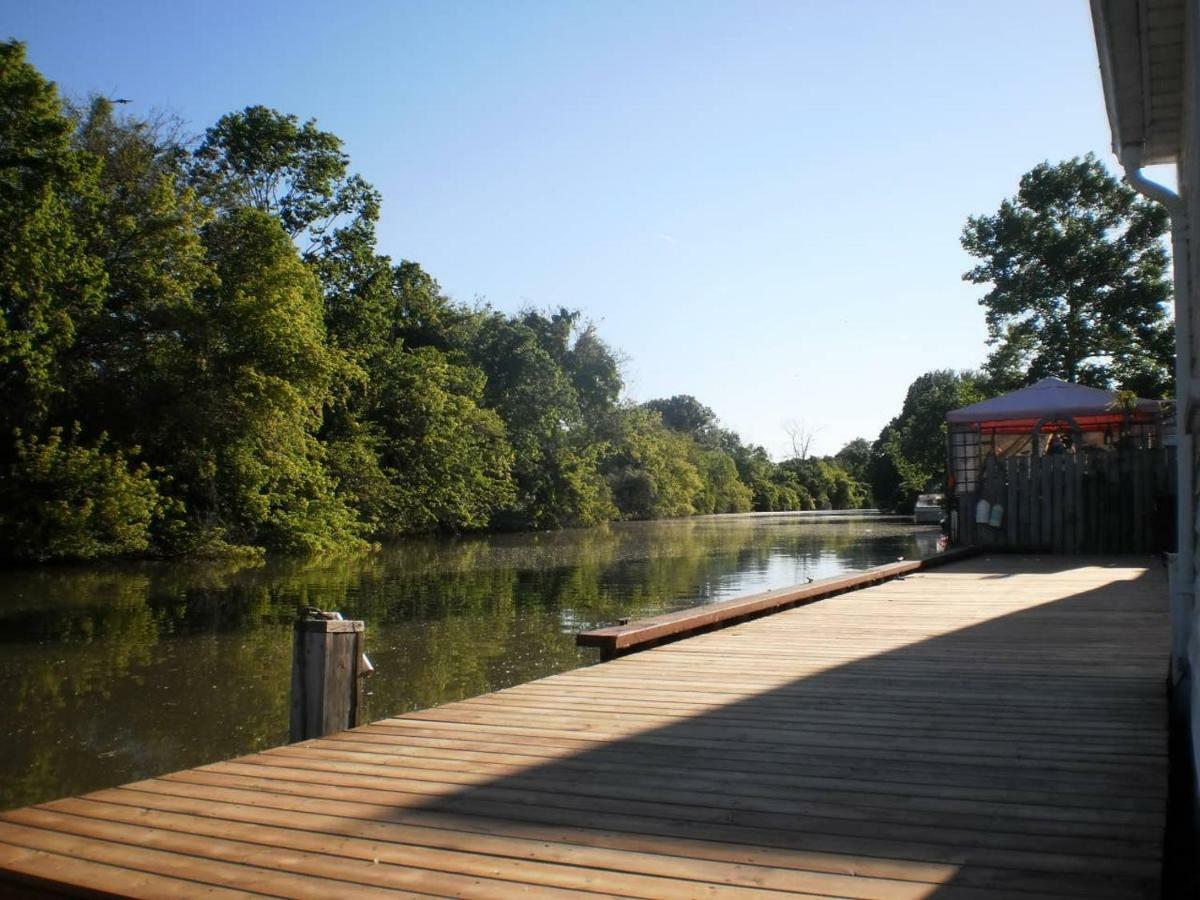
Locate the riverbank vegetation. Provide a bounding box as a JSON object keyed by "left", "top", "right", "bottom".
{"left": 3, "top": 42, "right": 1171, "bottom": 561}
{"left": 0, "top": 43, "right": 872, "bottom": 563}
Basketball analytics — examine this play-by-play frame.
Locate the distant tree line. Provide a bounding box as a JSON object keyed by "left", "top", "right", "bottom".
{"left": 0, "top": 43, "right": 872, "bottom": 563}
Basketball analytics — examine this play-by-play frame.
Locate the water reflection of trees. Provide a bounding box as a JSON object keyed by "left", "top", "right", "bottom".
{"left": 0, "top": 517, "right": 935, "bottom": 809}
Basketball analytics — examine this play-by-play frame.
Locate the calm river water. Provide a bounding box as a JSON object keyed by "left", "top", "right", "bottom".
{"left": 0, "top": 513, "right": 939, "bottom": 810}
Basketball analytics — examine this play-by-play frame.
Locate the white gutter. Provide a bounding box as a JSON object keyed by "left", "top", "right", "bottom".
{"left": 1119, "top": 145, "right": 1193, "bottom": 686}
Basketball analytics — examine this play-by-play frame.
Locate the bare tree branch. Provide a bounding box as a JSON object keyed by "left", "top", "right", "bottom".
{"left": 783, "top": 418, "right": 824, "bottom": 461}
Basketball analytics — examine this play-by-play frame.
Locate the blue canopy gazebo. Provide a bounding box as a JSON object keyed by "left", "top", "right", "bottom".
{"left": 946, "top": 378, "right": 1163, "bottom": 495}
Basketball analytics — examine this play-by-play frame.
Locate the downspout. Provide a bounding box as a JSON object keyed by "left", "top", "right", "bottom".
{"left": 1120, "top": 145, "right": 1193, "bottom": 688}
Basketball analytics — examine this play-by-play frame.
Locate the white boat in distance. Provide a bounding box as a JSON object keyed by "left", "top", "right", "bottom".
{"left": 913, "top": 493, "right": 944, "bottom": 525}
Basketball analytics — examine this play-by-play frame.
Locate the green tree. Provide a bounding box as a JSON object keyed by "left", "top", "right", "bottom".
{"left": 639, "top": 394, "right": 765, "bottom": 513}
{"left": 882, "top": 370, "right": 986, "bottom": 502}
{"left": 192, "top": 105, "right": 378, "bottom": 254}
{"left": 195, "top": 104, "right": 515, "bottom": 542}
{"left": 0, "top": 426, "right": 166, "bottom": 562}
{"left": 866, "top": 429, "right": 905, "bottom": 511}
{"left": 693, "top": 449, "right": 753, "bottom": 514}
{"left": 834, "top": 438, "right": 872, "bottom": 483}
{"left": 778, "top": 457, "right": 854, "bottom": 510}
{"left": 313, "top": 218, "right": 395, "bottom": 359}
{"left": 605, "top": 406, "right": 703, "bottom": 519}
{"left": 318, "top": 251, "right": 515, "bottom": 537}
{"left": 643, "top": 395, "right": 715, "bottom": 436}
{"left": 471, "top": 310, "right": 614, "bottom": 528}
{"left": 567, "top": 325, "right": 623, "bottom": 422}
{"left": 368, "top": 346, "right": 515, "bottom": 534}
{"left": 63, "top": 99, "right": 215, "bottom": 453}
{"left": 168, "top": 209, "right": 365, "bottom": 554}
{"left": 962, "top": 154, "right": 1173, "bottom": 395}
{"left": 0, "top": 41, "right": 105, "bottom": 440}
{"left": 818, "top": 459, "right": 866, "bottom": 509}
{"left": 390, "top": 260, "right": 478, "bottom": 355}
{"left": 717, "top": 441, "right": 809, "bottom": 512}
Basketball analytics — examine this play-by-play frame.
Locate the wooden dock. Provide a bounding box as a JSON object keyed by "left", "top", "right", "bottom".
{"left": 0, "top": 555, "right": 1169, "bottom": 898}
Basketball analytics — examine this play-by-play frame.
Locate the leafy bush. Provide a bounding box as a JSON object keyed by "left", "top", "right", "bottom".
{"left": 0, "top": 426, "right": 164, "bottom": 562}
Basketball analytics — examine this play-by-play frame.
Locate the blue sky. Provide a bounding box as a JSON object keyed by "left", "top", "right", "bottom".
{"left": 6, "top": 1, "right": 1117, "bottom": 457}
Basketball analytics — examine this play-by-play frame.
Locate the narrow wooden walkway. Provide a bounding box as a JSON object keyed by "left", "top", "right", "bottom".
{"left": 0, "top": 555, "right": 1169, "bottom": 898}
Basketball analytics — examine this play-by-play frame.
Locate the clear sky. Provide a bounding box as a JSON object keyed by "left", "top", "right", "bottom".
{"left": 5, "top": 1, "right": 1118, "bottom": 458}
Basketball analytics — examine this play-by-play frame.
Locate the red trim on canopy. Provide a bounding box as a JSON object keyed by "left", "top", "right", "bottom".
{"left": 965, "top": 413, "right": 1156, "bottom": 435}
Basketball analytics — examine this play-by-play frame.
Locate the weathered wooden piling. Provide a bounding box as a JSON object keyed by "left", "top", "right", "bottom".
{"left": 288, "top": 610, "right": 369, "bottom": 742}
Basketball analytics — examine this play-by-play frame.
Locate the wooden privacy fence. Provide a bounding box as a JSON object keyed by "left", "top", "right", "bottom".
{"left": 955, "top": 448, "right": 1171, "bottom": 554}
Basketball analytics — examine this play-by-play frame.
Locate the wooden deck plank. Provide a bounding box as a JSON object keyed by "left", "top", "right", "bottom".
{"left": 0, "top": 821, "right": 431, "bottom": 899}
{"left": 124, "top": 771, "right": 1163, "bottom": 881}
{"left": 19, "top": 798, "right": 982, "bottom": 900}
{"left": 76, "top": 785, "right": 1157, "bottom": 900}
{"left": 344, "top": 720, "right": 1167, "bottom": 782}
{"left": 3, "top": 805, "right": 760, "bottom": 900}
{"left": 158, "top": 764, "right": 1161, "bottom": 859}
{"left": 0, "top": 554, "right": 1170, "bottom": 898}
{"left": 267, "top": 741, "right": 1165, "bottom": 813}
{"left": 253, "top": 746, "right": 1163, "bottom": 828}
{"left": 216, "top": 756, "right": 1162, "bottom": 848}
{"left": 430, "top": 696, "right": 1167, "bottom": 748}
{"left": 0, "top": 840, "right": 255, "bottom": 899}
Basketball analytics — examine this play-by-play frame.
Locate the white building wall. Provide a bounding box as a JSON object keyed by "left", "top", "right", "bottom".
{"left": 1182, "top": 0, "right": 1200, "bottom": 810}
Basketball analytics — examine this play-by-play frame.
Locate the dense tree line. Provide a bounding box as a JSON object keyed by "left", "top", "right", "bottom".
{"left": 0, "top": 44, "right": 869, "bottom": 562}
{"left": 9, "top": 43, "right": 1156, "bottom": 557}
